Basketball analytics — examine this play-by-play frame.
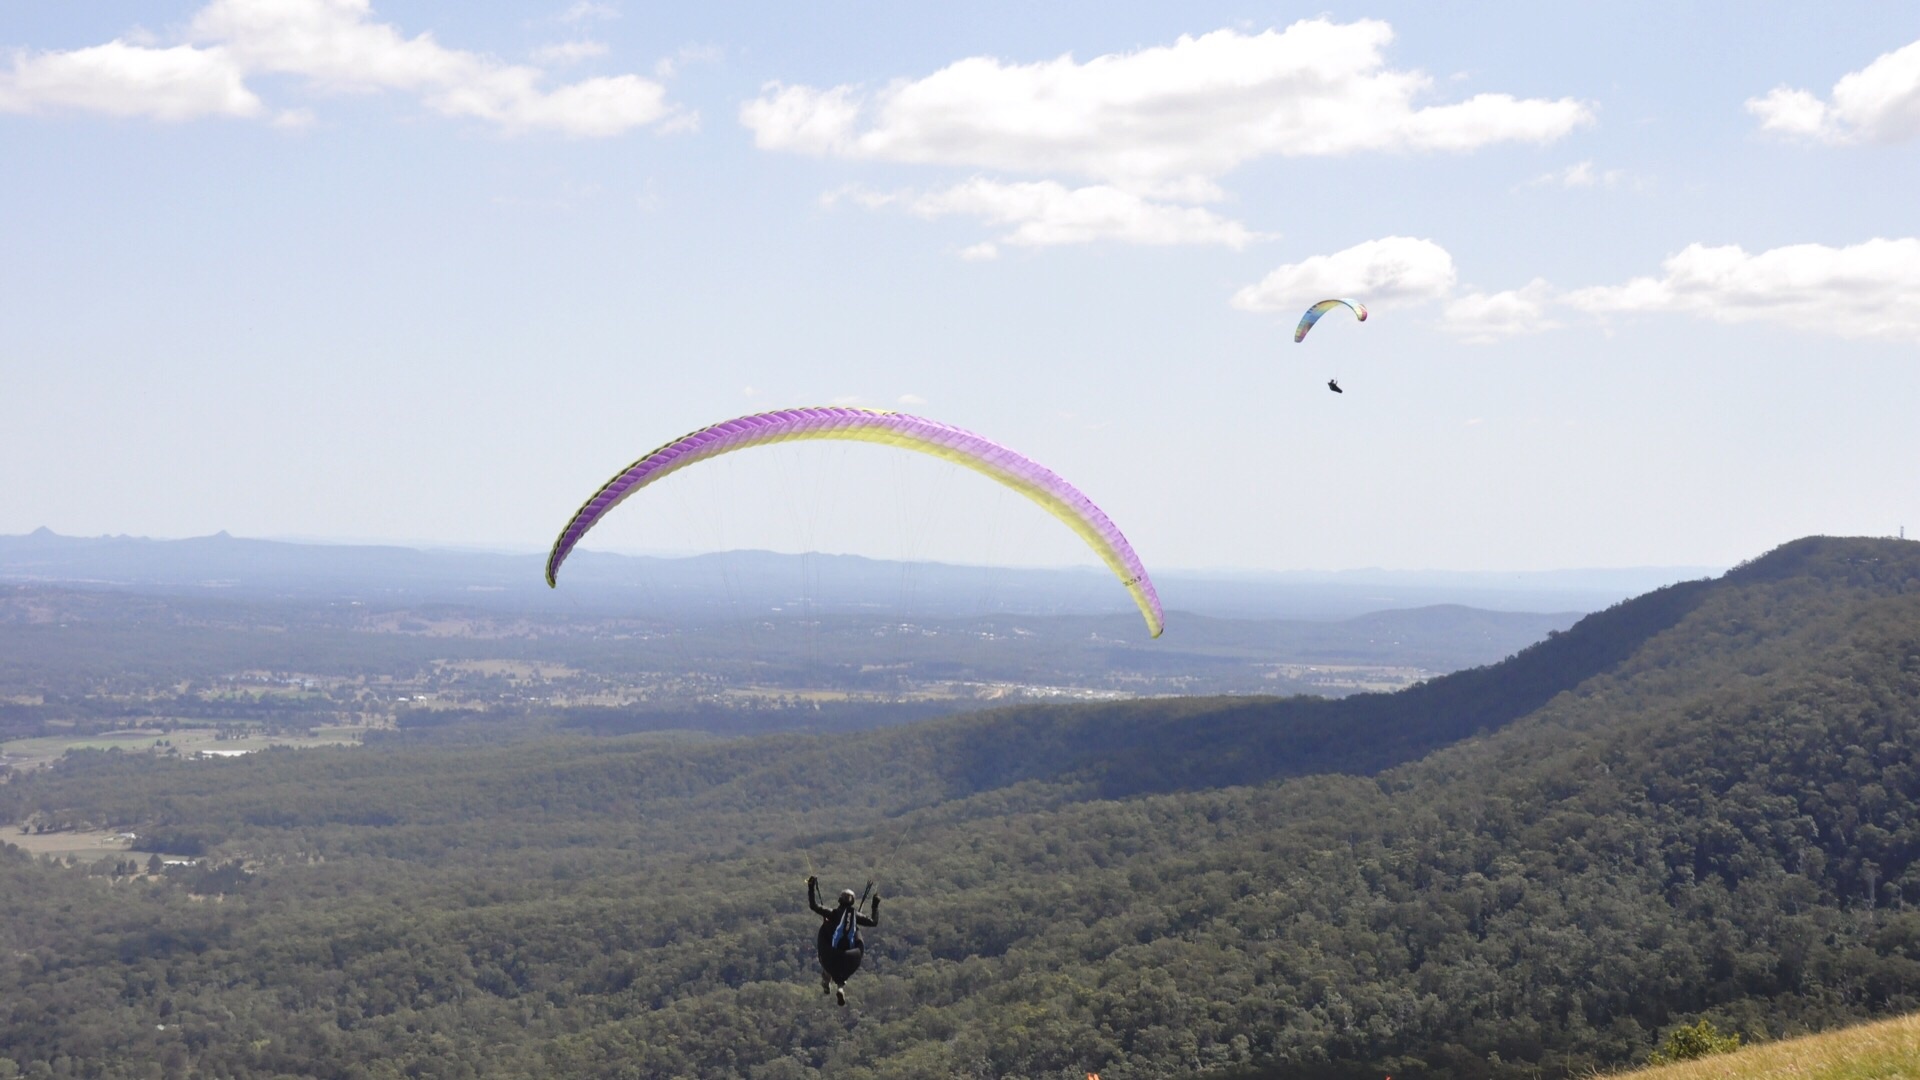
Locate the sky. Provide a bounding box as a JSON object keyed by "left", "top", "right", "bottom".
{"left": 3, "top": 2, "right": 1918, "bottom": 574}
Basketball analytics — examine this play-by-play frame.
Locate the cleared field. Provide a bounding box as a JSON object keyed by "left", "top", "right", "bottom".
{"left": 5, "top": 826, "right": 139, "bottom": 863}
{"left": 1, "top": 729, "right": 167, "bottom": 768}
{"left": 1, "top": 724, "right": 371, "bottom": 769}
{"left": 1610, "top": 1011, "right": 1920, "bottom": 1080}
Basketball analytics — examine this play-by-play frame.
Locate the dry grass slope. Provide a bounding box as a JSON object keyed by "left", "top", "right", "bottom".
{"left": 1610, "top": 1012, "right": 1920, "bottom": 1080}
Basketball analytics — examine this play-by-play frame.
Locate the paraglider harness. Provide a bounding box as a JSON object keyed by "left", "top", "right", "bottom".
{"left": 832, "top": 881, "right": 874, "bottom": 952}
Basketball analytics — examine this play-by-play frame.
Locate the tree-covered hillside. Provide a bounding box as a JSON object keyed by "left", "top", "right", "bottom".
{"left": 1, "top": 536, "right": 1917, "bottom": 1079}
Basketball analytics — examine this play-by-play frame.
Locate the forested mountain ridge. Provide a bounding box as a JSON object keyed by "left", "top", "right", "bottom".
{"left": 1, "top": 536, "right": 1917, "bottom": 1079}
{"left": 908, "top": 562, "right": 1719, "bottom": 801}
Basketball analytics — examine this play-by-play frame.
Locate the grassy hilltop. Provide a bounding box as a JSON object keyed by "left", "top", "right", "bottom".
{"left": 1611, "top": 1009, "right": 1920, "bottom": 1080}
{"left": 2, "top": 535, "right": 1919, "bottom": 1078}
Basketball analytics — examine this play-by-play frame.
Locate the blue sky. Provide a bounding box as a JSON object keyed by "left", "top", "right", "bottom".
{"left": 4, "top": 2, "right": 1918, "bottom": 573}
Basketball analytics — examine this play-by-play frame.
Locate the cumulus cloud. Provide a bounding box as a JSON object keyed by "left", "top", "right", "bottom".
{"left": 0, "top": 40, "right": 260, "bottom": 120}
{"left": 1232, "top": 236, "right": 1456, "bottom": 312}
{"left": 0, "top": 0, "right": 682, "bottom": 136}
{"left": 1747, "top": 87, "right": 1830, "bottom": 139}
{"left": 1565, "top": 238, "right": 1920, "bottom": 340}
{"left": 1441, "top": 280, "right": 1560, "bottom": 343}
{"left": 1748, "top": 37, "right": 1920, "bottom": 143}
{"left": 741, "top": 19, "right": 1591, "bottom": 193}
{"left": 840, "top": 178, "right": 1264, "bottom": 253}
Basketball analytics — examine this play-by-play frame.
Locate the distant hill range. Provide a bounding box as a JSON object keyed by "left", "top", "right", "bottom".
{"left": 0, "top": 528, "right": 1711, "bottom": 620}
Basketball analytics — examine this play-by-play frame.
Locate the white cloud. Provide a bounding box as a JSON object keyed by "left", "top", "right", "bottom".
{"left": 897, "top": 393, "right": 927, "bottom": 406}
{"left": 1441, "top": 280, "right": 1560, "bottom": 343}
{"left": 192, "top": 0, "right": 680, "bottom": 136}
{"left": 745, "top": 83, "right": 862, "bottom": 155}
{"left": 560, "top": 2, "right": 618, "bottom": 24}
{"left": 740, "top": 19, "right": 1591, "bottom": 192}
{"left": 1747, "top": 37, "right": 1920, "bottom": 143}
{"left": 0, "top": 40, "right": 260, "bottom": 120}
{"left": 1232, "top": 236, "right": 1456, "bottom": 312}
{"left": 532, "top": 40, "right": 608, "bottom": 66}
{"left": 844, "top": 178, "right": 1264, "bottom": 252}
{"left": 1747, "top": 87, "right": 1831, "bottom": 139}
{"left": 1, "top": 0, "right": 682, "bottom": 136}
{"left": 1526, "top": 160, "right": 1625, "bottom": 189}
{"left": 1565, "top": 238, "right": 1920, "bottom": 340}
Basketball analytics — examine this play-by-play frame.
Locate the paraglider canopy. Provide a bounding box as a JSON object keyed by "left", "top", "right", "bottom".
{"left": 1294, "top": 298, "right": 1368, "bottom": 343}
{"left": 545, "top": 406, "right": 1166, "bottom": 638}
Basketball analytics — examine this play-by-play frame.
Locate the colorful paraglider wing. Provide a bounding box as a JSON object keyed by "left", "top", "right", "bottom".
{"left": 545, "top": 407, "right": 1165, "bottom": 638}
{"left": 1293, "top": 298, "right": 1369, "bottom": 343}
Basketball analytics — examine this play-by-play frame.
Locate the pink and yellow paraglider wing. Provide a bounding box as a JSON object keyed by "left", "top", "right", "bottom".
{"left": 1293, "top": 298, "right": 1368, "bottom": 343}
{"left": 545, "top": 407, "right": 1165, "bottom": 638}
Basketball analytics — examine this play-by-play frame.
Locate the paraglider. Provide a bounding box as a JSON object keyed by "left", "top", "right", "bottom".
{"left": 808, "top": 876, "right": 878, "bottom": 1006}
{"left": 544, "top": 406, "right": 1165, "bottom": 638}
{"left": 1293, "top": 298, "right": 1367, "bottom": 343}
{"left": 1294, "top": 298, "right": 1367, "bottom": 393}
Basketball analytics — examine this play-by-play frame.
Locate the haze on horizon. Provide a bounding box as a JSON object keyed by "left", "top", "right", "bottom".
{"left": 3, "top": 3, "right": 1916, "bottom": 574}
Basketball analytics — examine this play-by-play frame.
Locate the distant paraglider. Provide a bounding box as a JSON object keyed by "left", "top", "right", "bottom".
{"left": 544, "top": 406, "right": 1166, "bottom": 638}
{"left": 1295, "top": 298, "right": 1367, "bottom": 393}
